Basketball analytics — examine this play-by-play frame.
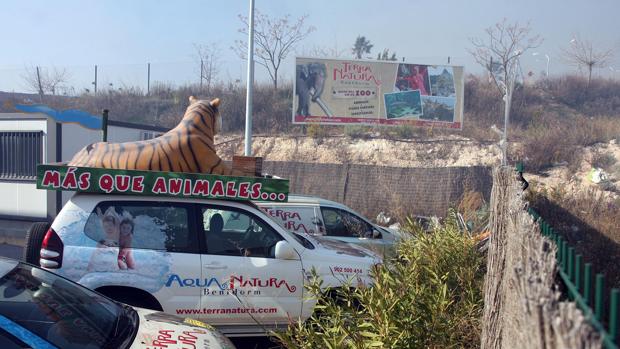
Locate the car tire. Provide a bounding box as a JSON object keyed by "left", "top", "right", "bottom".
{"left": 23, "top": 222, "right": 50, "bottom": 266}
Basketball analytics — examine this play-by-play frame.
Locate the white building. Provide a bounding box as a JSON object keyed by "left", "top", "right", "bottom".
{"left": 0, "top": 113, "right": 168, "bottom": 233}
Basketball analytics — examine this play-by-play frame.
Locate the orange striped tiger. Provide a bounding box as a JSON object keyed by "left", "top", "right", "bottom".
{"left": 68, "top": 96, "right": 241, "bottom": 176}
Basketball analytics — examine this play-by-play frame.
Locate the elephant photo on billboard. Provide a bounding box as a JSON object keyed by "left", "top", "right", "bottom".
{"left": 296, "top": 62, "right": 329, "bottom": 116}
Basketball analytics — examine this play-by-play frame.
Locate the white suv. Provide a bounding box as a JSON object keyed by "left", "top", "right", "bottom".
{"left": 33, "top": 193, "right": 380, "bottom": 336}
{"left": 256, "top": 195, "right": 404, "bottom": 255}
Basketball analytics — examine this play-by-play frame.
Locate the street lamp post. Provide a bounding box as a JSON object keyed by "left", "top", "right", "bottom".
{"left": 244, "top": 0, "right": 255, "bottom": 156}
{"left": 532, "top": 52, "right": 550, "bottom": 77}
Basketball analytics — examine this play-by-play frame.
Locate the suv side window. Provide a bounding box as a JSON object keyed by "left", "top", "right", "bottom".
{"left": 84, "top": 202, "right": 196, "bottom": 253}
{"left": 200, "top": 206, "right": 283, "bottom": 258}
{"left": 260, "top": 206, "right": 322, "bottom": 236}
{"left": 320, "top": 207, "right": 374, "bottom": 238}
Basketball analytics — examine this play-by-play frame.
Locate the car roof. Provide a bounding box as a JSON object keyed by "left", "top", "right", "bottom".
{"left": 71, "top": 192, "right": 260, "bottom": 209}
{"left": 283, "top": 194, "right": 349, "bottom": 209}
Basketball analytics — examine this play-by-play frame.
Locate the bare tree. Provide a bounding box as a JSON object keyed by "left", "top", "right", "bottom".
{"left": 194, "top": 43, "right": 220, "bottom": 94}
{"left": 233, "top": 10, "right": 315, "bottom": 90}
{"left": 469, "top": 19, "right": 542, "bottom": 165}
{"left": 561, "top": 35, "right": 614, "bottom": 88}
{"left": 22, "top": 66, "right": 71, "bottom": 101}
{"left": 299, "top": 44, "right": 347, "bottom": 58}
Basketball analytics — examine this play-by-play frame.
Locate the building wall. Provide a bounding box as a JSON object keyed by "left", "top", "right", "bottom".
{"left": 0, "top": 114, "right": 162, "bottom": 220}
{"left": 0, "top": 116, "right": 51, "bottom": 218}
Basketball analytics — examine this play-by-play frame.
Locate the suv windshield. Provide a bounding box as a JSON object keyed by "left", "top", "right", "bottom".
{"left": 0, "top": 260, "right": 133, "bottom": 349}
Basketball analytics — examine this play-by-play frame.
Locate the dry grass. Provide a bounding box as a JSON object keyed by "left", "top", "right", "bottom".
{"left": 528, "top": 184, "right": 620, "bottom": 289}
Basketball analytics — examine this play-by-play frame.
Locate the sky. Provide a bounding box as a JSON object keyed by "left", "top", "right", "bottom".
{"left": 1, "top": 0, "right": 619, "bottom": 93}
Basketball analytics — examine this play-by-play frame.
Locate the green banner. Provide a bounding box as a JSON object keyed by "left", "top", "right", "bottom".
{"left": 36, "top": 164, "right": 289, "bottom": 202}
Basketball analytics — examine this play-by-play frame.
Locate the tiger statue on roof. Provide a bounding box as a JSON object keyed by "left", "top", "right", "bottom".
{"left": 68, "top": 96, "right": 241, "bottom": 176}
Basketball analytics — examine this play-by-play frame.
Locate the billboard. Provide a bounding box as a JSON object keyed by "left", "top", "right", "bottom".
{"left": 293, "top": 57, "right": 464, "bottom": 129}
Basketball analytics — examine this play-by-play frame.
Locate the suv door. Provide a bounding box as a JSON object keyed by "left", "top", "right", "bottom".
{"left": 198, "top": 204, "right": 303, "bottom": 326}
{"left": 82, "top": 201, "right": 201, "bottom": 315}
{"left": 319, "top": 207, "right": 387, "bottom": 252}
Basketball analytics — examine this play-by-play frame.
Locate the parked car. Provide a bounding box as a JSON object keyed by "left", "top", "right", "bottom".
{"left": 25, "top": 193, "right": 380, "bottom": 337}
{"left": 0, "top": 257, "right": 235, "bottom": 349}
{"left": 255, "top": 195, "right": 405, "bottom": 255}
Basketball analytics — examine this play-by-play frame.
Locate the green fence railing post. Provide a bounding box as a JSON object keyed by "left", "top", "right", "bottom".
{"left": 595, "top": 274, "right": 605, "bottom": 322}
{"left": 568, "top": 247, "right": 575, "bottom": 282}
{"left": 561, "top": 240, "right": 568, "bottom": 272}
{"left": 610, "top": 288, "right": 619, "bottom": 342}
{"left": 575, "top": 254, "right": 583, "bottom": 293}
{"left": 584, "top": 263, "right": 593, "bottom": 306}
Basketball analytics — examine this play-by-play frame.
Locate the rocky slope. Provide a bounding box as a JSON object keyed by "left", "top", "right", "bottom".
{"left": 215, "top": 134, "right": 620, "bottom": 200}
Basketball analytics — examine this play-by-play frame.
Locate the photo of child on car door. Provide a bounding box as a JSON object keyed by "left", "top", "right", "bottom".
{"left": 89, "top": 206, "right": 136, "bottom": 270}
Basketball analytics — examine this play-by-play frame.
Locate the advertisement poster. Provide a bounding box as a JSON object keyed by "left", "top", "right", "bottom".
{"left": 293, "top": 57, "right": 464, "bottom": 129}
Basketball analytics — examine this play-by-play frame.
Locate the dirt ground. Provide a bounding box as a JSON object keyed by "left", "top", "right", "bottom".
{"left": 216, "top": 134, "right": 501, "bottom": 168}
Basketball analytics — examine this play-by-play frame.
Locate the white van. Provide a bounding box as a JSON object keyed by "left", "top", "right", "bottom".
{"left": 28, "top": 193, "right": 380, "bottom": 337}
{"left": 255, "top": 195, "right": 404, "bottom": 255}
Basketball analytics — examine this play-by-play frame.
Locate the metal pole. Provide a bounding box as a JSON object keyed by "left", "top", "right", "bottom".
{"left": 568, "top": 247, "right": 575, "bottom": 281}
{"left": 147, "top": 63, "right": 151, "bottom": 95}
{"left": 545, "top": 55, "right": 550, "bottom": 77}
{"left": 101, "top": 109, "right": 109, "bottom": 142}
{"left": 94, "top": 65, "right": 98, "bottom": 94}
{"left": 584, "top": 263, "right": 593, "bottom": 305}
{"left": 36, "top": 66, "right": 44, "bottom": 102}
{"left": 610, "top": 288, "right": 619, "bottom": 341}
{"left": 595, "top": 273, "right": 604, "bottom": 321}
{"left": 575, "top": 254, "right": 583, "bottom": 292}
{"left": 244, "top": 0, "right": 255, "bottom": 156}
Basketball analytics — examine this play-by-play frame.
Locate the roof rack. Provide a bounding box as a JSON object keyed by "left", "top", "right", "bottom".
{"left": 36, "top": 163, "right": 289, "bottom": 203}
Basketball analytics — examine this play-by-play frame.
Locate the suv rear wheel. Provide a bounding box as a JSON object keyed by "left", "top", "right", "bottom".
{"left": 23, "top": 222, "right": 50, "bottom": 266}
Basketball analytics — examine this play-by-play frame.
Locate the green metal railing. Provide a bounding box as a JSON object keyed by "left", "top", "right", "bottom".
{"left": 529, "top": 207, "right": 619, "bottom": 348}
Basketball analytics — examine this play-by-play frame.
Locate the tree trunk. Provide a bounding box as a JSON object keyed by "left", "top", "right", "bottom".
{"left": 587, "top": 65, "right": 593, "bottom": 89}
{"left": 273, "top": 69, "right": 278, "bottom": 90}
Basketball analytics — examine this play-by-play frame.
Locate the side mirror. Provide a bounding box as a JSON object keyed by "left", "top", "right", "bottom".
{"left": 275, "top": 241, "right": 300, "bottom": 260}
{"left": 372, "top": 229, "right": 382, "bottom": 239}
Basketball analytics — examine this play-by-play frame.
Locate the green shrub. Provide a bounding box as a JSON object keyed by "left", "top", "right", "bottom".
{"left": 392, "top": 124, "right": 417, "bottom": 139}
{"left": 274, "top": 214, "right": 485, "bottom": 349}
{"left": 344, "top": 125, "right": 371, "bottom": 139}
{"left": 306, "top": 122, "right": 326, "bottom": 143}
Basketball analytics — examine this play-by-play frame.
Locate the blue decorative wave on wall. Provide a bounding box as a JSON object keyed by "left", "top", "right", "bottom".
{"left": 15, "top": 104, "right": 102, "bottom": 130}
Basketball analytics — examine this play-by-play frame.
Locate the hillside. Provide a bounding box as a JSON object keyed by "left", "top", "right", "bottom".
{"left": 215, "top": 133, "right": 620, "bottom": 202}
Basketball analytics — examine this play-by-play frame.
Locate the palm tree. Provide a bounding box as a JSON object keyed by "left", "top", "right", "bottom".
{"left": 352, "top": 36, "right": 373, "bottom": 59}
